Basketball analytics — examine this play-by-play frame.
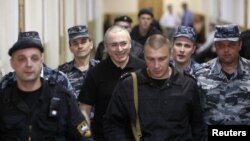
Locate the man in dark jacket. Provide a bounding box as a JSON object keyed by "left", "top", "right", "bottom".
{"left": 79, "top": 26, "right": 145, "bottom": 141}
{"left": 104, "top": 34, "right": 205, "bottom": 141}
{"left": 130, "top": 8, "right": 161, "bottom": 45}
{"left": 0, "top": 31, "right": 92, "bottom": 141}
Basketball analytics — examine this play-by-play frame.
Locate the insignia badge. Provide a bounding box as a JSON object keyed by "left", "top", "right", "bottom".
{"left": 77, "top": 121, "right": 91, "bottom": 137}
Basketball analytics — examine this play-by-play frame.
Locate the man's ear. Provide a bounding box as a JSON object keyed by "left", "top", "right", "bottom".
{"left": 192, "top": 45, "right": 197, "bottom": 54}
{"left": 10, "top": 58, "right": 14, "bottom": 70}
{"left": 42, "top": 54, "right": 45, "bottom": 63}
{"left": 239, "top": 41, "right": 242, "bottom": 50}
{"left": 90, "top": 40, "right": 94, "bottom": 50}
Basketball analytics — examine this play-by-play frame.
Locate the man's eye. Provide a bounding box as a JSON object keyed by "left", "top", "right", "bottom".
{"left": 120, "top": 42, "right": 127, "bottom": 46}
{"left": 32, "top": 56, "right": 39, "bottom": 61}
{"left": 111, "top": 43, "right": 118, "bottom": 47}
{"left": 17, "top": 57, "right": 26, "bottom": 62}
{"left": 175, "top": 43, "right": 182, "bottom": 46}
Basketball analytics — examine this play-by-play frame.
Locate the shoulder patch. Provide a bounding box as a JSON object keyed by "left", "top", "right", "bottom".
{"left": 77, "top": 121, "right": 91, "bottom": 137}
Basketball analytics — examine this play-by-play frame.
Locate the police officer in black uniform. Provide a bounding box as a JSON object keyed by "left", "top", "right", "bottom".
{"left": 0, "top": 31, "right": 92, "bottom": 141}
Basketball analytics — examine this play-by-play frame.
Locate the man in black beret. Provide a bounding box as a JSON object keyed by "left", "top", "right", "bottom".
{"left": 0, "top": 31, "right": 93, "bottom": 141}
{"left": 114, "top": 15, "right": 133, "bottom": 32}
{"left": 1, "top": 31, "right": 77, "bottom": 97}
{"left": 95, "top": 15, "right": 144, "bottom": 61}
{"left": 8, "top": 31, "right": 43, "bottom": 56}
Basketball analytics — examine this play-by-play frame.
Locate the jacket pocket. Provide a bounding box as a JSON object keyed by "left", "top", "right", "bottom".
{"left": 36, "top": 113, "right": 58, "bottom": 132}
{"left": 1, "top": 115, "right": 25, "bottom": 130}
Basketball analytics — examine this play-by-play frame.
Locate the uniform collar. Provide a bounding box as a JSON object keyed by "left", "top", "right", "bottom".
{"left": 64, "top": 59, "right": 98, "bottom": 72}
{"left": 138, "top": 64, "right": 184, "bottom": 86}
{"left": 10, "top": 78, "right": 48, "bottom": 114}
{"left": 209, "top": 57, "right": 249, "bottom": 77}
{"left": 107, "top": 55, "right": 141, "bottom": 70}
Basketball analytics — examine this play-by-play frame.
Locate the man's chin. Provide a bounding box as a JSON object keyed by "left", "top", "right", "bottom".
{"left": 176, "top": 58, "right": 188, "bottom": 64}
{"left": 115, "top": 56, "right": 127, "bottom": 61}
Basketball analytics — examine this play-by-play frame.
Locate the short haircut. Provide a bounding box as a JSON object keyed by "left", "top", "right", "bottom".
{"left": 144, "top": 34, "right": 172, "bottom": 50}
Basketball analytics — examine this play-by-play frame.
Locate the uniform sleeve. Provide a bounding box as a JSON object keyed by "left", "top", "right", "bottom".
{"left": 0, "top": 72, "right": 15, "bottom": 90}
{"left": 66, "top": 93, "right": 93, "bottom": 141}
{"left": 78, "top": 70, "right": 97, "bottom": 105}
{"left": 103, "top": 79, "right": 134, "bottom": 141}
{"left": 57, "top": 71, "right": 77, "bottom": 98}
{"left": 190, "top": 81, "right": 206, "bottom": 141}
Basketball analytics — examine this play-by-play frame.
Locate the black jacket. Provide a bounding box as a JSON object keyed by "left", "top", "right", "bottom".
{"left": 130, "top": 25, "right": 161, "bottom": 45}
{"left": 104, "top": 67, "right": 205, "bottom": 141}
{"left": 78, "top": 55, "right": 145, "bottom": 141}
{"left": 0, "top": 79, "right": 92, "bottom": 141}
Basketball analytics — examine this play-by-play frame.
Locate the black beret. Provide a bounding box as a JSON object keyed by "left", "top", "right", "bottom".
{"left": 114, "top": 15, "right": 133, "bottom": 24}
{"left": 9, "top": 31, "right": 44, "bottom": 56}
{"left": 138, "top": 8, "right": 154, "bottom": 18}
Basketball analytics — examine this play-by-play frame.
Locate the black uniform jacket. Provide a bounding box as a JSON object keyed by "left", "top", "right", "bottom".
{"left": 78, "top": 55, "right": 145, "bottom": 141}
{"left": 0, "top": 79, "right": 89, "bottom": 141}
{"left": 130, "top": 25, "right": 161, "bottom": 45}
{"left": 104, "top": 67, "right": 205, "bottom": 141}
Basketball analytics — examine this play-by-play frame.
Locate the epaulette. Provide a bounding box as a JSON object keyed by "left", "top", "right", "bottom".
{"left": 48, "top": 77, "right": 57, "bottom": 86}
{"left": 1, "top": 72, "right": 16, "bottom": 88}
{"left": 58, "top": 64, "right": 69, "bottom": 72}
{"left": 184, "top": 71, "right": 197, "bottom": 82}
{"left": 120, "top": 72, "right": 132, "bottom": 80}
{"left": 194, "top": 63, "right": 210, "bottom": 73}
{"left": 47, "top": 77, "right": 72, "bottom": 98}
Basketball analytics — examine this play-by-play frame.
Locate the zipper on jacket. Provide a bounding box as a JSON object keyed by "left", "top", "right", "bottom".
{"left": 28, "top": 124, "right": 32, "bottom": 141}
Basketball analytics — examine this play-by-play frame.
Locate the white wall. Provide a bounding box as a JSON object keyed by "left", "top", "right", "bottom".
{"left": 25, "top": 0, "right": 43, "bottom": 37}
{"left": 0, "top": 0, "right": 18, "bottom": 72}
{"left": 220, "top": 0, "right": 244, "bottom": 26}
{"left": 43, "top": 0, "right": 60, "bottom": 68}
{"left": 25, "top": 0, "right": 60, "bottom": 69}
{"left": 93, "top": 0, "right": 104, "bottom": 46}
